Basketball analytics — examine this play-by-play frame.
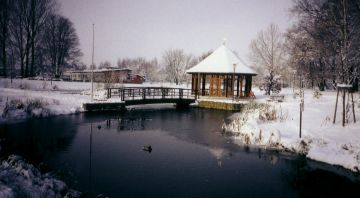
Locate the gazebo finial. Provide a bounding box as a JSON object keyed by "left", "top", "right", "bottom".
{"left": 222, "top": 38, "right": 227, "bottom": 46}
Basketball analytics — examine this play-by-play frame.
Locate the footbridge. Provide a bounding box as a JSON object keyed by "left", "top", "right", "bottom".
{"left": 83, "top": 87, "right": 196, "bottom": 111}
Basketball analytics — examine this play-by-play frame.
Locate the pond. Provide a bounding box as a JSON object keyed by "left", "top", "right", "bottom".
{"left": 0, "top": 106, "right": 359, "bottom": 197}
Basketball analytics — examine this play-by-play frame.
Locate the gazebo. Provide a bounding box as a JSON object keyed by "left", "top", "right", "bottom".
{"left": 186, "top": 43, "right": 257, "bottom": 99}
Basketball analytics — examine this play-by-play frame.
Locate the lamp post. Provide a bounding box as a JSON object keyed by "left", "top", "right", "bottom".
{"left": 292, "top": 69, "right": 296, "bottom": 93}
{"left": 91, "top": 24, "right": 95, "bottom": 101}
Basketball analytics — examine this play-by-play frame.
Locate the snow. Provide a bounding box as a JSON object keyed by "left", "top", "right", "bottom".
{"left": 223, "top": 88, "right": 360, "bottom": 172}
{"left": 337, "top": 84, "right": 353, "bottom": 88}
{"left": 0, "top": 78, "right": 190, "bottom": 124}
{"left": 2, "top": 78, "right": 360, "bottom": 172}
{"left": 0, "top": 87, "right": 89, "bottom": 124}
{"left": 186, "top": 44, "right": 257, "bottom": 75}
{"left": 0, "top": 155, "right": 82, "bottom": 198}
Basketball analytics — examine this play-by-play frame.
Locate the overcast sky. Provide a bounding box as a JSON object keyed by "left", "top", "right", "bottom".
{"left": 60, "top": 0, "right": 294, "bottom": 66}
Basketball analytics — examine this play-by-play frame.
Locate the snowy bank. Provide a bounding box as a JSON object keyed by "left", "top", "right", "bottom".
{"left": 0, "top": 88, "right": 89, "bottom": 124}
{"left": 223, "top": 89, "right": 360, "bottom": 172}
{"left": 0, "top": 78, "right": 191, "bottom": 124}
{"left": 0, "top": 155, "right": 81, "bottom": 198}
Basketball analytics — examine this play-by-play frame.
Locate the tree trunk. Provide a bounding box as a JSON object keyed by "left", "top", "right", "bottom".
{"left": 25, "top": 41, "right": 30, "bottom": 77}
{"left": 30, "top": 38, "right": 35, "bottom": 77}
{"left": 352, "top": 77, "right": 358, "bottom": 92}
{"left": 1, "top": 27, "right": 6, "bottom": 77}
{"left": 30, "top": 0, "right": 36, "bottom": 77}
{"left": 1, "top": 0, "right": 8, "bottom": 77}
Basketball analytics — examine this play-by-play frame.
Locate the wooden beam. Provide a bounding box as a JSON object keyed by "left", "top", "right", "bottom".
{"left": 236, "top": 75, "right": 240, "bottom": 97}
{"left": 202, "top": 74, "right": 206, "bottom": 96}
{"left": 240, "top": 76, "right": 243, "bottom": 97}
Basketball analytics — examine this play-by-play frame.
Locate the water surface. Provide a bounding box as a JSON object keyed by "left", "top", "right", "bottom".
{"left": 0, "top": 107, "right": 359, "bottom": 197}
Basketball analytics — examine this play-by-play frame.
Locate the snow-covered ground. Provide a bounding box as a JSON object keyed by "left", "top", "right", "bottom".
{"left": 0, "top": 79, "right": 90, "bottom": 124}
{"left": 2, "top": 78, "right": 360, "bottom": 173}
{"left": 0, "top": 155, "right": 82, "bottom": 197}
{"left": 0, "top": 78, "right": 188, "bottom": 124}
{"left": 223, "top": 88, "right": 360, "bottom": 172}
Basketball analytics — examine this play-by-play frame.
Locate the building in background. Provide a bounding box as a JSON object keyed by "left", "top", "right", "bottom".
{"left": 70, "top": 67, "right": 144, "bottom": 84}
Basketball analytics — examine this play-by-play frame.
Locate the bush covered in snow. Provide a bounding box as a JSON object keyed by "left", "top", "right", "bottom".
{"left": 2, "top": 98, "right": 50, "bottom": 120}
{"left": 259, "top": 71, "right": 282, "bottom": 95}
{"left": 313, "top": 89, "right": 322, "bottom": 99}
{"left": 52, "top": 84, "right": 59, "bottom": 90}
{"left": 222, "top": 102, "right": 289, "bottom": 149}
{"left": 0, "top": 155, "right": 82, "bottom": 198}
{"left": 19, "top": 82, "right": 30, "bottom": 90}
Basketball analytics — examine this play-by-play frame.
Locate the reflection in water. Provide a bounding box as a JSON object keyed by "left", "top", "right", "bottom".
{"left": 0, "top": 116, "right": 79, "bottom": 164}
{"left": 283, "top": 156, "right": 360, "bottom": 197}
{"left": 88, "top": 122, "right": 93, "bottom": 196}
{"left": 0, "top": 109, "right": 359, "bottom": 197}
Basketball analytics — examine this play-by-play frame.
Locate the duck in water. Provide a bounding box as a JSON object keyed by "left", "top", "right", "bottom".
{"left": 142, "top": 145, "right": 152, "bottom": 153}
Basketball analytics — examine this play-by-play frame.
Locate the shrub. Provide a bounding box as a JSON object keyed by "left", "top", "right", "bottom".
{"left": 42, "top": 81, "right": 48, "bottom": 89}
{"left": 52, "top": 84, "right": 59, "bottom": 90}
{"left": 52, "top": 99, "right": 60, "bottom": 105}
{"left": 313, "top": 89, "right": 322, "bottom": 99}
{"left": 258, "top": 104, "right": 288, "bottom": 122}
{"left": 259, "top": 105, "right": 277, "bottom": 121}
{"left": 19, "top": 82, "right": 29, "bottom": 90}
{"left": 25, "top": 98, "right": 48, "bottom": 114}
{"left": 2, "top": 98, "right": 50, "bottom": 119}
{"left": 243, "top": 101, "right": 268, "bottom": 112}
{"left": 2, "top": 80, "right": 9, "bottom": 88}
{"left": 96, "top": 83, "right": 104, "bottom": 89}
{"left": 2, "top": 99, "right": 24, "bottom": 118}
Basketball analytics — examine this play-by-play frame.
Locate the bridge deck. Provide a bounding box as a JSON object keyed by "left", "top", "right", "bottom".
{"left": 83, "top": 87, "right": 195, "bottom": 111}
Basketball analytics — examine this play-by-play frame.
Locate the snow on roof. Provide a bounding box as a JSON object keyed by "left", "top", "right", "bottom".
{"left": 186, "top": 44, "right": 257, "bottom": 75}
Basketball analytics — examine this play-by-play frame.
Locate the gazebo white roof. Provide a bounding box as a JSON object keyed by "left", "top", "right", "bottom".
{"left": 186, "top": 44, "right": 257, "bottom": 75}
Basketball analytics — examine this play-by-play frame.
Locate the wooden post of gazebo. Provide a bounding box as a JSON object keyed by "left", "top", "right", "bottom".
{"left": 201, "top": 74, "right": 206, "bottom": 96}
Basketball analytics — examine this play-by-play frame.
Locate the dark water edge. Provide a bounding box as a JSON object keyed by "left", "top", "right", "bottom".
{"left": 0, "top": 107, "right": 359, "bottom": 198}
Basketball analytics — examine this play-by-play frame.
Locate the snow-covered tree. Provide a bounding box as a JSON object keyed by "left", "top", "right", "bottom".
{"left": 98, "top": 61, "right": 111, "bottom": 69}
{"left": 260, "top": 71, "right": 282, "bottom": 94}
{"left": 162, "top": 49, "right": 196, "bottom": 85}
{"left": 289, "top": 0, "right": 360, "bottom": 91}
{"left": 116, "top": 57, "right": 160, "bottom": 82}
{"left": 249, "top": 23, "right": 288, "bottom": 94}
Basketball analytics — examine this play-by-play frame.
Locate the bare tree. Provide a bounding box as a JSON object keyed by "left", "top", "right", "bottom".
{"left": 89, "top": 64, "right": 96, "bottom": 70}
{"left": 117, "top": 58, "right": 131, "bottom": 69}
{"left": 116, "top": 57, "right": 160, "bottom": 82}
{"left": 9, "top": 0, "right": 27, "bottom": 77}
{"left": 198, "top": 50, "right": 213, "bottom": 62}
{"left": 0, "top": 0, "right": 12, "bottom": 77}
{"left": 249, "top": 24, "right": 287, "bottom": 94}
{"left": 8, "top": 0, "right": 57, "bottom": 77}
{"left": 290, "top": 0, "right": 360, "bottom": 90}
{"left": 28, "top": 0, "right": 57, "bottom": 77}
{"left": 138, "top": 58, "right": 159, "bottom": 82}
{"left": 98, "top": 61, "right": 111, "bottom": 69}
{"left": 43, "top": 14, "right": 82, "bottom": 77}
{"left": 162, "top": 49, "right": 195, "bottom": 85}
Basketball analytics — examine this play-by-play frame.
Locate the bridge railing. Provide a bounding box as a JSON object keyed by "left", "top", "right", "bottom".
{"left": 106, "top": 87, "right": 194, "bottom": 101}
